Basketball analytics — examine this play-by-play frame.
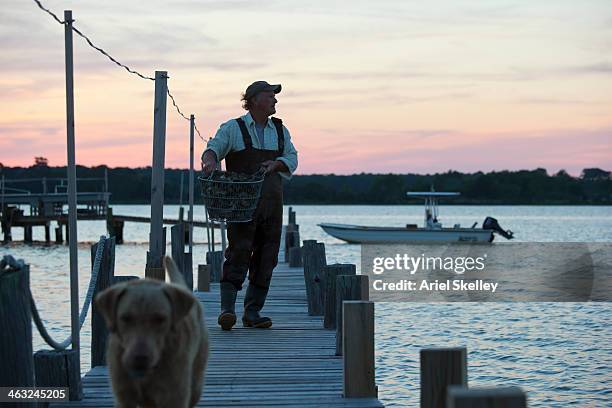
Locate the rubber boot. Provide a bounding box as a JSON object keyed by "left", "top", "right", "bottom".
{"left": 218, "top": 282, "right": 237, "bottom": 331}
{"left": 242, "top": 284, "right": 272, "bottom": 328}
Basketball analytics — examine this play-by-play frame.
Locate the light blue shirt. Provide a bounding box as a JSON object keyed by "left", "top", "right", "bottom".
{"left": 204, "top": 112, "right": 298, "bottom": 180}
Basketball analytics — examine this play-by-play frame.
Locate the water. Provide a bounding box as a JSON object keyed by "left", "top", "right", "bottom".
{"left": 1, "top": 205, "right": 611, "bottom": 407}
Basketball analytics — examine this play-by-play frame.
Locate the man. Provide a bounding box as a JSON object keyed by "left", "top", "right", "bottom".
{"left": 201, "top": 81, "right": 298, "bottom": 330}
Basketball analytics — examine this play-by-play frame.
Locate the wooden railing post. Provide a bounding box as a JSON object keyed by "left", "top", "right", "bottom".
{"left": 343, "top": 300, "right": 376, "bottom": 398}
{"left": 146, "top": 70, "right": 168, "bottom": 280}
{"left": 323, "top": 264, "right": 356, "bottom": 329}
{"left": 284, "top": 223, "right": 299, "bottom": 262}
{"left": 34, "top": 349, "right": 82, "bottom": 401}
{"left": 335, "top": 275, "right": 368, "bottom": 355}
{"left": 447, "top": 386, "right": 527, "bottom": 408}
{"left": 302, "top": 240, "right": 327, "bottom": 316}
{"left": 91, "top": 237, "right": 115, "bottom": 367}
{"left": 288, "top": 207, "right": 296, "bottom": 226}
{"left": 288, "top": 246, "right": 303, "bottom": 267}
{"left": 206, "top": 250, "right": 224, "bottom": 283}
{"left": 420, "top": 347, "right": 467, "bottom": 408}
{"left": 171, "top": 223, "right": 193, "bottom": 290}
{"left": 198, "top": 264, "right": 210, "bottom": 292}
{"left": 0, "top": 257, "right": 35, "bottom": 402}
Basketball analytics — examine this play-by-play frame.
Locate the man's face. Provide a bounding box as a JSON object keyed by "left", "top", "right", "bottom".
{"left": 253, "top": 91, "right": 277, "bottom": 116}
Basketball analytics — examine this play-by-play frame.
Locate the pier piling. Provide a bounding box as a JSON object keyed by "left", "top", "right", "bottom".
{"left": 206, "top": 250, "right": 224, "bottom": 283}
{"left": 34, "top": 349, "right": 82, "bottom": 402}
{"left": 91, "top": 237, "right": 116, "bottom": 367}
{"left": 446, "top": 386, "right": 527, "bottom": 408}
{"left": 197, "top": 264, "right": 210, "bottom": 292}
{"left": 335, "top": 274, "right": 369, "bottom": 355}
{"left": 288, "top": 246, "right": 303, "bottom": 267}
{"left": 302, "top": 240, "right": 327, "bottom": 316}
{"left": 420, "top": 347, "right": 468, "bottom": 408}
{"left": 0, "top": 258, "right": 34, "bottom": 398}
{"left": 343, "top": 300, "right": 376, "bottom": 398}
{"left": 324, "top": 263, "right": 356, "bottom": 329}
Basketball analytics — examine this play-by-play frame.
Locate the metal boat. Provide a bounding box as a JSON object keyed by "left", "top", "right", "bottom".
{"left": 318, "top": 191, "right": 513, "bottom": 244}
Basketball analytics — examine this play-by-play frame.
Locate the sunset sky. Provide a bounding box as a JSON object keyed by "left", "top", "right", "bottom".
{"left": 1, "top": 0, "right": 611, "bottom": 175}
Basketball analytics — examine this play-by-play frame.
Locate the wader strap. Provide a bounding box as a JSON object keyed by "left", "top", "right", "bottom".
{"left": 271, "top": 117, "right": 285, "bottom": 154}
{"left": 235, "top": 118, "right": 252, "bottom": 149}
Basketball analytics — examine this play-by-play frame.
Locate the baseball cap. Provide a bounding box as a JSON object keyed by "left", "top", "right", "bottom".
{"left": 244, "top": 81, "right": 282, "bottom": 100}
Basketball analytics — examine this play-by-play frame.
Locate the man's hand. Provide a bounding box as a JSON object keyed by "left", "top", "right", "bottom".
{"left": 261, "top": 160, "right": 288, "bottom": 174}
{"left": 201, "top": 150, "right": 218, "bottom": 174}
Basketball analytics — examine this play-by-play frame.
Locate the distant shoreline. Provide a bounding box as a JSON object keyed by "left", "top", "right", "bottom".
{"left": 1, "top": 166, "right": 610, "bottom": 205}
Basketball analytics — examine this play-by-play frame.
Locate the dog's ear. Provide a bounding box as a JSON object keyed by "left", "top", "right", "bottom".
{"left": 95, "top": 284, "right": 127, "bottom": 333}
{"left": 162, "top": 284, "right": 195, "bottom": 327}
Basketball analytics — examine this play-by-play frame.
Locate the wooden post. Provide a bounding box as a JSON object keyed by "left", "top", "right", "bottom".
{"left": 24, "top": 225, "right": 33, "bottom": 243}
{"left": 221, "top": 222, "right": 227, "bottom": 254}
{"left": 205, "top": 209, "right": 212, "bottom": 253}
{"left": 284, "top": 224, "right": 300, "bottom": 262}
{"left": 146, "top": 70, "right": 168, "bottom": 279}
{"left": 324, "top": 264, "right": 356, "bottom": 329}
{"left": 198, "top": 264, "right": 210, "bottom": 292}
{"left": 0, "top": 258, "right": 34, "bottom": 398}
{"left": 288, "top": 246, "right": 303, "bottom": 267}
{"left": 55, "top": 224, "right": 63, "bottom": 243}
{"left": 288, "top": 206, "right": 296, "bottom": 225}
{"left": 105, "top": 206, "right": 114, "bottom": 237}
{"left": 64, "top": 10, "right": 82, "bottom": 389}
{"left": 44, "top": 222, "right": 51, "bottom": 243}
{"left": 343, "top": 301, "right": 375, "bottom": 398}
{"left": 113, "top": 275, "right": 139, "bottom": 285}
{"left": 113, "top": 220, "right": 124, "bottom": 244}
{"left": 420, "top": 347, "right": 467, "bottom": 408}
{"left": 447, "top": 386, "right": 527, "bottom": 408}
{"left": 184, "top": 251, "right": 193, "bottom": 291}
{"left": 91, "top": 237, "right": 116, "bottom": 368}
{"left": 179, "top": 171, "right": 184, "bottom": 206}
{"left": 206, "top": 250, "right": 224, "bottom": 283}
{"left": 171, "top": 223, "right": 193, "bottom": 290}
{"left": 34, "top": 349, "right": 82, "bottom": 401}
{"left": 302, "top": 240, "right": 327, "bottom": 316}
{"left": 335, "top": 275, "right": 368, "bottom": 355}
{"left": 188, "top": 114, "right": 195, "bottom": 256}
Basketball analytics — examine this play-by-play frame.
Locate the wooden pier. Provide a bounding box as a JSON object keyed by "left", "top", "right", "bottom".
{"left": 49, "top": 248, "right": 385, "bottom": 407}
{"left": 2, "top": 210, "right": 528, "bottom": 407}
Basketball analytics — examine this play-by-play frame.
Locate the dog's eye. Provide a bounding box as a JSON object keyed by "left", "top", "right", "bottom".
{"left": 151, "top": 315, "right": 167, "bottom": 325}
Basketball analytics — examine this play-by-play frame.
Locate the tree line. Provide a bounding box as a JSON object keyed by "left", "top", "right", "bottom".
{"left": 1, "top": 165, "right": 610, "bottom": 205}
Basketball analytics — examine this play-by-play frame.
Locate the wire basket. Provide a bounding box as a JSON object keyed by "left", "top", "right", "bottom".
{"left": 199, "top": 169, "right": 265, "bottom": 223}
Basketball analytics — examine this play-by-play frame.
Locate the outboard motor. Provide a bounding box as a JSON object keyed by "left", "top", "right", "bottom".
{"left": 482, "top": 216, "right": 514, "bottom": 239}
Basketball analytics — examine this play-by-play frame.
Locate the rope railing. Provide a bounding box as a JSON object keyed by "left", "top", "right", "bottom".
{"left": 25, "top": 235, "right": 107, "bottom": 351}
{"left": 32, "top": 0, "right": 206, "bottom": 142}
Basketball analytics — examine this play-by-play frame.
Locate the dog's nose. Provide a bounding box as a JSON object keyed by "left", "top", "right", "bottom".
{"left": 131, "top": 354, "right": 150, "bottom": 370}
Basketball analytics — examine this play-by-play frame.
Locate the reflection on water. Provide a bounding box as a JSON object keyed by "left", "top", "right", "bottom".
{"left": 1, "top": 205, "right": 611, "bottom": 407}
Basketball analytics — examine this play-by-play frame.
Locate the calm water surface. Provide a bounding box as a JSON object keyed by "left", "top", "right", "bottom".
{"left": 1, "top": 205, "right": 611, "bottom": 407}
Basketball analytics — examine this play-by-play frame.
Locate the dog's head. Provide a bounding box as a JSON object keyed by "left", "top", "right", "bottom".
{"left": 95, "top": 279, "right": 195, "bottom": 378}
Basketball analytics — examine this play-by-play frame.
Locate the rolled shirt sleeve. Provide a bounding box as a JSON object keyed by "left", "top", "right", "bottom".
{"left": 276, "top": 125, "right": 298, "bottom": 180}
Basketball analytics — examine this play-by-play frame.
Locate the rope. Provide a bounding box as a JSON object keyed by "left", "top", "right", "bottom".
{"left": 0, "top": 255, "right": 26, "bottom": 277}
{"left": 31, "top": 0, "right": 206, "bottom": 142}
{"left": 28, "top": 235, "right": 107, "bottom": 351}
